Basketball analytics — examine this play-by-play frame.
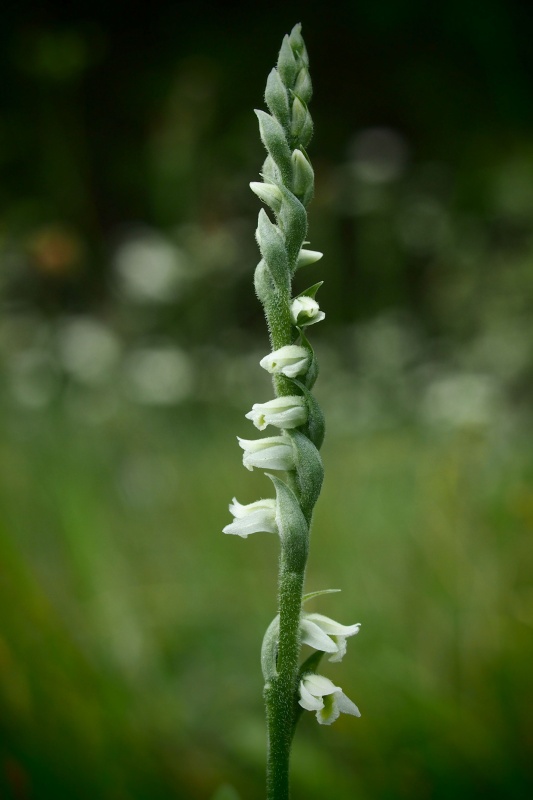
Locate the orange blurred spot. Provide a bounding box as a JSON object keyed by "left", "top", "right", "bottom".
{"left": 28, "top": 225, "right": 83, "bottom": 276}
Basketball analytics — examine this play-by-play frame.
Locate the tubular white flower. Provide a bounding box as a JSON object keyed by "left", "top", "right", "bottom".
{"left": 290, "top": 296, "right": 325, "bottom": 327}
{"left": 237, "top": 435, "right": 294, "bottom": 472}
{"left": 296, "top": 248, "right": 323, "bottom": 268}
{"left": 298, "top": 673, "right": 361, "bottom": 725}
{"left": 259, "top": 345, "right": 309, "bottom": 378}
{"left": 223, "top": 497, "right": 277, "bottom": 538}
{"left": 245, "top": 395, "right": 307, "bottom": 431}
{"left": 300, "top": 613, "right": 361, "bottom": 662}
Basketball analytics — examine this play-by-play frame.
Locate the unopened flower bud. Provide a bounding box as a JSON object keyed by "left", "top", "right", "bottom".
{"left": 250, "top": 181, "right": 283, "bottom": 213}
{"left": 296, "top": 249, "right": 323, "bottom": 268}
{"left": 265, "top": 68, "right": 290, "bottom": 129}
{"left": 277, "top": 34, "right": 298, "bottom": 86}
{"left": 291, "top": 98, "right": 313, "bottom": 147}
{"left": 294, "top": 68, "right": 312, "bottom": 104}
{"left": 291, "top": 149, "right": 314, "bottom": 205}
{"left": 291, "top": 96, "right": 309, "bottom": 138}
{"left": 289, "top": 23, "right": 309, "bottom": 66}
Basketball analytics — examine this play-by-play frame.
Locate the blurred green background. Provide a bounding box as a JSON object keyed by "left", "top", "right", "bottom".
{"left": 2, "top": 1, "right": 533, "bottom": 798}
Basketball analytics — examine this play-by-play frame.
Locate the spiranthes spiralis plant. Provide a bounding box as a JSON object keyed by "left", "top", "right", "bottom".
{"left": 223, "top": 23, "right": 361, "bottom": 800}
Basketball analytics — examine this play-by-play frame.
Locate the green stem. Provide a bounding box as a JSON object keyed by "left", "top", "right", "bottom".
{"left": 265, "top": 564, "right": 305, "bottom": 800}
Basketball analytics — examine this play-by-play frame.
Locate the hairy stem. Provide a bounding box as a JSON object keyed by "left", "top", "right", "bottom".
{"left": 265, "top": 567, "right": 305, "bottom": 800}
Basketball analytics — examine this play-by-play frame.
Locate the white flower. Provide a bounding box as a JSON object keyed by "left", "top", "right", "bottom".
{"left": 237, "top": 435, "right": 294, "bottom": 472}
{"left": 298, "top": 673, "right": 360, "bottom": 725}
{"left": 259, "top": 345, "right": 309, "bottom": 378}
{"left": 223, "top": 497, "right": 277, "bottom": 538}
{"left": 296, "top": 248, "right": 323, "bottom": 268}
{"left": 300, "top": 613, "right": 361, "bottom": 662}
{"left": 290, "top": 296, "right": 325, "bottom": 327}
{"left": 245, "top": 395, "right": 307, "bottom": 431}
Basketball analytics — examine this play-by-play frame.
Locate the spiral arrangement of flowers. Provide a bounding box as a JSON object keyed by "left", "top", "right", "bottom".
{"left": 222, "top": 24, "right": 361, "bottom": 800}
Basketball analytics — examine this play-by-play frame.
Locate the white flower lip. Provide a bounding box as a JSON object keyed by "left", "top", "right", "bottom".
{"left": 245, "top": 395, "right": 307, "bottom": 431}
{"left": 298, "top": 673, "right": 361, "bottom": 725}
{"left": 237, "top": 435, "right": 294, "bottom": 472}
{"left": 223, "top": 497, "right": 277, "bottom": 538}
{"left": 300, "top": 613, "right": 361, "bottom": 662}
{"left": 290, "top": 296, "right": 325, "bottom": 327}
{"left": 259, "top": 345, "right": 309, "bottom": 378}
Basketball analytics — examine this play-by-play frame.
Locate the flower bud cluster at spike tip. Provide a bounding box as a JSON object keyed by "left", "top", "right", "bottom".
{"left": 246, "top": 395, "right": 307, "bottom": 431}
{"left": 223, "top": 498, "right": 278, "bottom": 538}
{"left": 259, "top": 345, "right": 309, "bottom": 378}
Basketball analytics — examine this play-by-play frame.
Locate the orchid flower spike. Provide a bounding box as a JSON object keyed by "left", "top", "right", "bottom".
{"left": 298, "top": 673, "right": 361, "bottom": 725}
{"left": 245, "top": 395, "right": 307, "bottom": 431}
{"left": 223, "top": 497, "right": 278, "bottom": 538}
{"left": 259, "top": 345, "right": 309, "bottom": 378}
{"left": 237, "top": 435, "right": 294, "bottom": 472}
{"left": 300, "top": 613, "right": 361, "bottom": 662}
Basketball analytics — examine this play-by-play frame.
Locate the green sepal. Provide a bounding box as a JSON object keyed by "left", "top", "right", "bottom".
{"left": 265, "top": 68, "right": 290, "bottom": 130}
{"left": 256, "top": 209, "right": 290, "bottom": 292}
{"left": 267, "top": 473, "right": 309, "bottom": 573}
{"left": 295, "top": 281, "right": 323, "bottom": 300}
{"left": 302, "top": 588, "right": 341, "bottom": 604}
{"left": 299, "top": 329, "right": 318, "bottom": 390}
{"left": 286, "top": 429, "right": 323, "bottom": 523}
{"left": 291, "top": 148, "right": 314, "bottom": 207}
{"left": 298, "top": 111, "right": 313, "bottom": 149}
{"left": 277, "top": 185, "right": 307, "bottom": 270}
{"left": 290, "top": 378, "right": 325, "bottom": 450}
{"left": 289, "top": 24, "right": 309, "bottom": 68}
{"left": 290, "top": 96, "right": 309, "bottom": 140}
{"left": 261, "top": 155, "right": 281, "bottom": 184}
{"left": 255, "top": 110, "right": 292, "bottom": 186}
{"left": 254, "top": 259, "right": 274, "bottom": 306}
{"left": 261, "top": 614, "right": 280, "bottom": 682}
{"left": 290, "top": 98, "right": 313, "bottom": 149}
{"left": 294, "top": 67, "right": 312, "bottom": 104}
{"left": 277, "top": 34, "right": 298, "bottom": 87}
